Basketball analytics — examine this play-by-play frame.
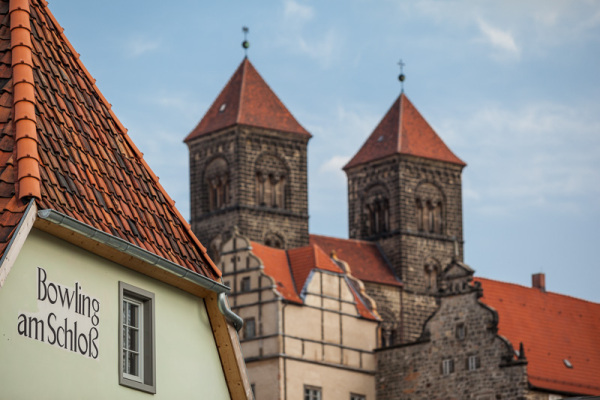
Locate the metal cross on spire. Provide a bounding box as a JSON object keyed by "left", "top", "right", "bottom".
{"left": 242, "top": 26, "right": 250, "bottom": 58}
{"left": 398, "top": 59, "right": 406, "bottom": 93}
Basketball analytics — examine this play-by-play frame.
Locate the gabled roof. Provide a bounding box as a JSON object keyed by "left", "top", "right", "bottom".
{"left": 310, "top": 234, "right": 401, "bottom": 287}
{"left": 476, "top": 278, "right": 600, "bottom": 395}
{"left": 288, "top": 244, "right": 343, "bottom": 294}
{"left": 250, "top": 241, "right": 302, "bottom": 304}
{"left": 344, "top": 93, "right": 465, "bottom": 170}
{"left": 185, "top": 58, "right": 310, "bottom": 142}
{"left": 250, "top": 241, "right": 378, "bottom": 320}
{"left": 0, "top": 0, "right": 219, "bottom": 280}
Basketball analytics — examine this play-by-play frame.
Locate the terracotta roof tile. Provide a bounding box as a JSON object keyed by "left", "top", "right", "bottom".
{"left": 476, "top": 277, "right": 600, "bottom": 395}
{"left": 250, "top": 241, "right": 377, "bottom": 320}
{"left": 288, "top": 244, "right": 343, "bottom": 294}
{"left": 0, "top": 0, "right": 220, "bottom": 281}
{"left": 345, "top": 93, "right": 465, "bottom": 169}
{"left": 185, "top": 58, "right": 310, "bottom": 142}
{"left": 310, "top": 234, "right": 401, "bottom": 287}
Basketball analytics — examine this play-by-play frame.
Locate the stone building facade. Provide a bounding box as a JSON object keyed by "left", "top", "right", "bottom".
{"left": 185, "top": 59, "right": 311, "bottom": 251}
{"left": 216, "top": 230, "right": 379, "bottom": 400}
{"left": 376, "top": 260, "right": 529, "bottom": 400}
{"left": 344, "top": 94, "right": 466, "bottom": 344}
{"left": 187, "top": 57, "right": 600, "bottom": 399}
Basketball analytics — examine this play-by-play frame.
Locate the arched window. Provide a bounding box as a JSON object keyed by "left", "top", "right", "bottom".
{"left": 264, "top": 232, "right": 285, "bottom": 249}
{"left": 363, "top": 185, "right": 390, "bottom": 236}
{"left": 255, "top": 154, "right": 288, "bottom": 209}
{"left": 205, "top": 157, "right": 229, "bottom": 211}
{"left": 415, "top": 183, "right": 445, "bottom": 234}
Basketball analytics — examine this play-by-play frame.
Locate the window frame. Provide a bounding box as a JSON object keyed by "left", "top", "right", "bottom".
{"left": 240, "top": 276, "right": 251, "bottom": 292}
{"left": 304, "top": 385, "right": 322, "bottom": 400}
{"left": 119, "top": 282, "right": 156, "bottom": 394}
{"left": 468, "top": 355, "right": 480, "bottom": 371}
{"left": 456, "top": 323, "right": 466, "bottom": 340}
{"left": 442, "top": 358, "right": 454, "bottom": 375}
{"left": 351, "top": 394, "right": 366, "bottom": 400}
{"left": 244, "top": 317, "right": 256, "bottom": 339}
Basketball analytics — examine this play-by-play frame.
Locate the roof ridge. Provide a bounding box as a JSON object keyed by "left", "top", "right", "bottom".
{"left": 37, "top": 0, "right": 221, "bottom": 277}
{"left": 396, "top": 93, "right": 404, "bottom": 154}
{"left": 236, "top": 58, "right": 246, "bottom": 127}
{"left": 476, "top": 276, "right": 599, "bottom": 305}
{"left": 11, "top": 0, "right": 40, "bottom": 200}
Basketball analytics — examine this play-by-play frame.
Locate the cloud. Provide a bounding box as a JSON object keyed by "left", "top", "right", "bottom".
{"left": 125, "top": 36, "right": 161, "bottom": 57}
{"left": 450, "top": 101, "right": 600, "bottom": 216}
{"left": 476, "top": 18, "right": 520, "bottom": 59}
{"left": 319, "top": 155, "right": 350, "bottom": 174}
{"left": 283, "top": 0, "right": 314, "bottom": 24}
{"left": 276, "top": 0, "right": 342, "bottom": 68}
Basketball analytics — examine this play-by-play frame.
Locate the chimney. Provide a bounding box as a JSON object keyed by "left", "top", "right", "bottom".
{"left": 532, "top": 273, "right": 546, "bottom": 292}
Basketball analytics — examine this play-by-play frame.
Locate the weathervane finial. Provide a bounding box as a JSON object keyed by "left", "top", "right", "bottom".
{"left": 242, "top": 26, "right": 250, "bottom": 58}
{"left": 398, "top": 59, "right": 406, "bottom": 93}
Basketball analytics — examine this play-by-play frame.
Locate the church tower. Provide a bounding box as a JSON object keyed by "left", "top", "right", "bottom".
{"left": 185, "top": 58, "right": 311, "bottom": 251}
{"left": 344, "top": 91, "right": 466, "bottom": 341}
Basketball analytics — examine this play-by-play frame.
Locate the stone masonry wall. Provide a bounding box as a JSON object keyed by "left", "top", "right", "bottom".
{"left": 188, "top": 125, "right": 310, "bottom": 249}
{"left": 376, "top": 290, "right": 528, "bottom": 400}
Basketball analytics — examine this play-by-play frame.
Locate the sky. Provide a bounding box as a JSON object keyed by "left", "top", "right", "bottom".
{"left": 47, "top": 0, "right": 600, "bottom": 302}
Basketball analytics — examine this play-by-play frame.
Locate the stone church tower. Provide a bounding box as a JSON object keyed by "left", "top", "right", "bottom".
{"left": 185, "top": 58, "right": 311, "bottom": 251}
{"left": 344, "top": 92, "right": 466, "bottom": 342}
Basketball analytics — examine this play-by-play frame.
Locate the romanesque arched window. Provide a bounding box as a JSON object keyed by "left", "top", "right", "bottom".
{"left": 264, "top": 231, "right": 285, "bottom": 249}
{"left": 415, "top": 183, "right": 444, "bottom": 234}
{"left": 255, "top": 154, "right": 287, "bottom": 209}
{"left": 205, "top": 157, "right": 229, "bottom": 211}
{"left": 363, "top": 185, "right": 390, "bottom": 236}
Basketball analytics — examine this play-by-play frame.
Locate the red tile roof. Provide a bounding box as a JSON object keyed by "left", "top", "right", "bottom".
{"left": 288, "top": 244, "right": 343, "bottom": 294}
{"left": 310, "top": 234, "right": 401, "bottom": 287}
{"left": 251, "top": 241, "right": 302, "bottom": 304}
{"left": 185, "top": 58, "right": 310, "bottom": 142}
{"left": 250, "top": 241, "right": 377, "bottom": 320}
{"left": 0, "top": 0, "right": 220, "bottom": 280}
{"left": 476, "top": 278, "right": 600, "bottom": 395}
{"left": 344, "top": 93, "right": 465, "bottom": 169}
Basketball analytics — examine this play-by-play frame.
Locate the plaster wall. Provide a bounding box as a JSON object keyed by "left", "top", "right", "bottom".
{"left": 0, "top": 229, "right": 230, "bottom": 399}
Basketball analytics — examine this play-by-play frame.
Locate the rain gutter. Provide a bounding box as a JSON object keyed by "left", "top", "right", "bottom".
{"left": 37, "top": 209, "right": 243, "bottom": 331}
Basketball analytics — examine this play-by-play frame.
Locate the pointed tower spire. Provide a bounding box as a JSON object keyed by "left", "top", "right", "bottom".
{"left": 185, "top": 58, "right": 310, "bottom": 141}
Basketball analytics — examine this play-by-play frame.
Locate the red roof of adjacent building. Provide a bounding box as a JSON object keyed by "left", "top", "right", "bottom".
{"left": 0, "top": 0, "right": 219, "bottom": 280}
{"left": 250, "top": 241, "right": 378, "bottom": 320}
{"left": 310, "top": 234, "right": 401, "bottom": 287}
{"left": 251, "top": 241, "right": 302, "bottom": 304}
{"left": 344, "top": 93, "right": 465, "bottom": 169}
{"left": 476, "top": 277, "right": 600, "bottom": 396}
{"left": 184, "top": 58, "right": 310, "bottom": 142}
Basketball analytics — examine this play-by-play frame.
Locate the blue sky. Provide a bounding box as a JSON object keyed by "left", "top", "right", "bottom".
{"left": 48, "top": 0, "right": 600, "bottom": 302}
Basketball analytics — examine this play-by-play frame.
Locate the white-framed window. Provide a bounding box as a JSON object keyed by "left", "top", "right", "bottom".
{"left": 351, "top": 394, "right": 366, "bottom": 400}
{"left": 442, "top": 358, "right": 454, "bottom": 375}
{"left": 304, "top": 385, "right": 322, "bottom": 400}
{"left": 119, "top": 282, "right": 156, "bottom": 393}
{"left": 468, "top": 355, "right": 480, "bottom": 371}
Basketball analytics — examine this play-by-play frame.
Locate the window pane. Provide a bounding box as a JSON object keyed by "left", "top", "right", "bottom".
{"left": 126, "top": 351, "right": 139, "bottom": 376}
